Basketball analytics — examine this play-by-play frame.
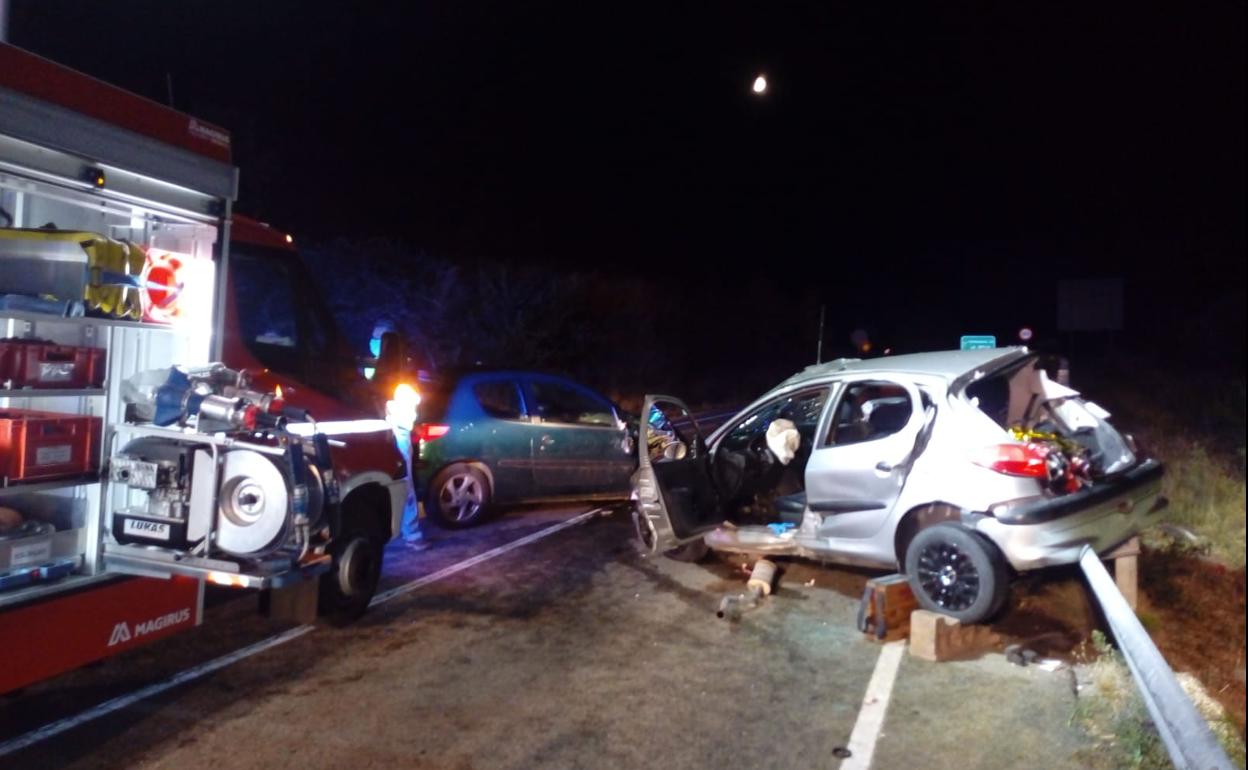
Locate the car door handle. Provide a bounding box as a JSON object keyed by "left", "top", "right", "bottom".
{"left": 875, "top": 461, "right": 894, "bottom": 473}
{"left": 539, "top": 435, "right": 555, "bottom": 449}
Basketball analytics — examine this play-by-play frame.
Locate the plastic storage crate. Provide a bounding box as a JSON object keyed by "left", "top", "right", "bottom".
{"left": 0, "top": 339, "right": 106, "bottom": 389}
{"left": 0, "top": 409, "right": 101, "bottom": 483}
{"left": 0, "top": 495, "right": 87, "bottom": 593}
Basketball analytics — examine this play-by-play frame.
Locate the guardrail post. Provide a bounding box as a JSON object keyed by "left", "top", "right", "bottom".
{"left": 1104, "top": 536, "right": 1141, "bottom": 610}
{"left": 1079, "top": 546, "right": 1232, "bottom": 769}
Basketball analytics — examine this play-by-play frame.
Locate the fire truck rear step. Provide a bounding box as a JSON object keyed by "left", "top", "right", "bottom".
{"left": 103, "top": 542, "right": 331, "bottom": 590}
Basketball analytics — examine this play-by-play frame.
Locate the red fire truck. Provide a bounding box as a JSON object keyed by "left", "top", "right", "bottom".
{"left": 0, "top": 43, "right": 410, "bottom": 694}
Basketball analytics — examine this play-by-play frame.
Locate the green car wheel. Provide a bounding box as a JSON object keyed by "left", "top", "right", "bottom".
{"left": 427, "top": 463, "right": 492, "bottom": 528}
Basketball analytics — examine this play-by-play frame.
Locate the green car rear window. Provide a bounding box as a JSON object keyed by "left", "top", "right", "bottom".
{"left": 418, "top": 380, "right": 454, "bottom": 422}
{"left": 473, "top": 381, "right": 525, "bottom": 420}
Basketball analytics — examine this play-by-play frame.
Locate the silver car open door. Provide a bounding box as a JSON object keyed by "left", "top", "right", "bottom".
{"left": 633, "top": 395, "right": 724, "bottom": 553}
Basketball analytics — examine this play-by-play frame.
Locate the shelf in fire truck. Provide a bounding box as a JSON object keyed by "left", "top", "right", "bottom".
{"left": 0, "top": 309, "right": 178, "bottom": 332}
{"left": 103, "top": 542, "right": 331, "bottom": 590}
{"left": 0, "top": 388, "right": 105, "bottom": 398}
{"left": 0, "top": 572, "right": 116, "bottom": 611}
{"left": 0, "top": 474, "right": 100, "bottom": 496}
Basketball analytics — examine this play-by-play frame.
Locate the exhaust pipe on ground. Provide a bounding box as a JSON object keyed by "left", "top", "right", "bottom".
{"left": 716, "top": 559, "right": 777, "bottom": 621}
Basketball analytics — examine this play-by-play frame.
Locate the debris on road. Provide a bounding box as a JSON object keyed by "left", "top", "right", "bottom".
{"left": 1005, "top": 644, "right": 1039, "bottom": 667}
{"left": 717, "top": 559, "right": 777, "bottom": 621}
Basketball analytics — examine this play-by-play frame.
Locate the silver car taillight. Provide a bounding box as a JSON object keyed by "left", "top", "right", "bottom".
{"left": 969, "top": 443, "right": 1050, "bottom": 479}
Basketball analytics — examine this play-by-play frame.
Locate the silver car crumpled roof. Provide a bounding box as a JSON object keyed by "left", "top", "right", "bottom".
{"left": 777, "top": 346, "right": 1032, "bottom": 389}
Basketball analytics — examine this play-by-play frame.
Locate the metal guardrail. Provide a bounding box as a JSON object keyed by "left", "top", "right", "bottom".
{"left": 1078, "top": 546, "right": 1233, "bottom": 770}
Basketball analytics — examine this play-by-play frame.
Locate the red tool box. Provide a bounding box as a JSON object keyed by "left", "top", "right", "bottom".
{"left": 0, "top": 339, "right": 107, "bottom": 389}
{"left": 0, "top": 409, "right": 101, "bottom": 483}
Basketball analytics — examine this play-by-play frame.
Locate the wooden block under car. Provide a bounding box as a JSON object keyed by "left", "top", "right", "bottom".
{"left": 856, "top": 573, "right": 919, "bottom": 642}
{"left": 909, "top": 610, "right": 961, "bottom": 661}
{"left": 909, "top": 609, "right": 1002, "bottom": 661}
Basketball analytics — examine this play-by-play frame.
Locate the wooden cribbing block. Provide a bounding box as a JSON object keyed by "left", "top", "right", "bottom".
{"left": 856, "top": 574, "right": 919, "bottom": 642}
{"left": 909, "top": 610, "right": 1002, "bottom": 661}
{"left": 909, "top": 610, "right": 960, "bottom": 661}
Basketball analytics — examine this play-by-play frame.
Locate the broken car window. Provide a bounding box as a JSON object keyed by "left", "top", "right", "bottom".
{"left": 826, "top": 382, "right": 912, "bottom": 446}
{"left": 722, "top": 389, "right": 829, "bottom": 453}
{"left": 646, "top": 401, "right": 696, "bottom": 463}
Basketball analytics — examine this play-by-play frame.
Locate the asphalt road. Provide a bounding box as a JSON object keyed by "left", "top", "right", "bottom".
{"left": 0, "top": 504, "right": 1095, "bottom": 769}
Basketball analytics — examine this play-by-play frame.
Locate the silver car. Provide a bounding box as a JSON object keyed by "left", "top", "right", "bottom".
{"left": 632, "top": 347, "right": 1165, "bottom": 623}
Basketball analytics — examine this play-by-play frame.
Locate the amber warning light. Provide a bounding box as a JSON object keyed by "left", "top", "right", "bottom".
{"left": 83, "top": 166, "right": 106, "bottom": 188}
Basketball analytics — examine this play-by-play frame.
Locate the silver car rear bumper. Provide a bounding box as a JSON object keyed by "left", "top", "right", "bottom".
{"left": 976, "top": 459, "right": 1166, "bottom": 571}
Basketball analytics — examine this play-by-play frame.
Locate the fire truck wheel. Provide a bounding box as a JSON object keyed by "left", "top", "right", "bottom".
{"left": 319, "top": 524, "right": 384, "bottom": 626}
{"left": 426, "top": 464, "right": 492, "bottom": 529}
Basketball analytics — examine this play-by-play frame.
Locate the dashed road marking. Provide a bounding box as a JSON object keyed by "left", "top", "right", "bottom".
{"left": 0, "top": 507, "right": 607, "bottom": 759}
{"left": 370, "top": 507, "right": 607, "bottom": 608}
{"left": 838, "top": 639, "right": 906, "bottom": 770}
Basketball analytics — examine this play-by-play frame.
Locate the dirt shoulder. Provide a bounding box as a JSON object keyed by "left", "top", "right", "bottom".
{"left": 1140, "top": 547, "right": 1247, "bottom": 738}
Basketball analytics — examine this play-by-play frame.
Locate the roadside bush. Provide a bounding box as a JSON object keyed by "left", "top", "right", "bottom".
{"left": 1074, "top": 356, "right": 1246, "bottom": 568}
{"left": 1074, "top": 631, "right": 1246, "bottom": 769}
{"left": 1152, "top": 441, "right": 1247, "bottom": 568}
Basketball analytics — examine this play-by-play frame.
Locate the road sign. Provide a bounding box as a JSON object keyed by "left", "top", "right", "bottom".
{"left": 960, "top": 335, "right": 997, "bottom": 350}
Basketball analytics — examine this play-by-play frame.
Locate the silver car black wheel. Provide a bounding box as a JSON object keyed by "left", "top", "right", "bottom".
{"left": 904, "top": 523, "right": 1009, "bottom": 624}
{"left": 916, "top": 541, "right": 981, "bottom": 611}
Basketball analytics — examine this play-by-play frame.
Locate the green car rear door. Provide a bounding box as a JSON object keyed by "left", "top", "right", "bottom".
{"left": 467, "top": 377, "right": 539, "bottom": 500}
{"left": 524, "top": 376, "right": 633, "bottom": 496}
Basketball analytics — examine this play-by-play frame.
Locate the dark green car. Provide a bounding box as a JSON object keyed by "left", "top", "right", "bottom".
{"left": 414, "top": 371, "right": 636, "bottom": 527}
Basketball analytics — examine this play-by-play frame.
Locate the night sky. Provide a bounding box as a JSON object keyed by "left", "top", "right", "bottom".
{"left": 8, "top": 1, "right": 1245, "bottom": 364}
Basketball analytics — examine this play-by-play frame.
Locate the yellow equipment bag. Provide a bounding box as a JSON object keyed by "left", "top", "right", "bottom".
{"left": 79, "top": 235, "right": 144, "bottom": 320}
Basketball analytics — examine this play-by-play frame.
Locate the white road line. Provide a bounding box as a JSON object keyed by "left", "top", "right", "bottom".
{"left": 369, "top": 507, "right": 608, "bottom": 607}
{"left": 0, "top": 625, "right": 315, "bottom": 758}
{"left": 838, "top": 640, "right": 906, "bottom": 770}
{"left": 0, "top": 507, "right": 607, "bottom": 759}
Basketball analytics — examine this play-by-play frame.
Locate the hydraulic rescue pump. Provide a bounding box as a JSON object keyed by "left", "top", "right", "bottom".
{"left": 109, "top": 365, "right": 337, "bottom": 562}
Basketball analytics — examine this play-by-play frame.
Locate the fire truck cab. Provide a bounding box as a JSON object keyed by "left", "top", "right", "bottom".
{"left": 0, "top": 43, "right": 407, "bottom": 694}
{"left": 224, "top": 215, "right": 409, "bottom": 621}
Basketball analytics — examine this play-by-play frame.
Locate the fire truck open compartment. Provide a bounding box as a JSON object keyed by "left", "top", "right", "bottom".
{"left": 1, "top": 149, "right": 220, "bottom": 609}
{"left": 0, "top": 44, "right": 399, "bottom": 694}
